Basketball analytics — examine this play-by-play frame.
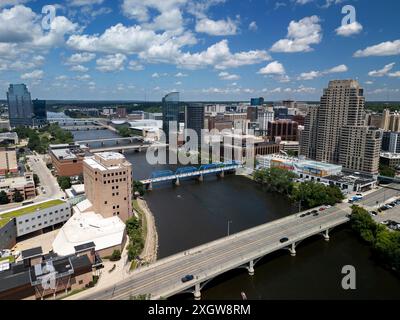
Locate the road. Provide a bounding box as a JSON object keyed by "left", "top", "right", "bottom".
{"left": 0, "top": 154, "right": 64, "bottom": 212}
{"left": 71, "top": 203, "right": 351, "bottom": 301}
{"left": 27, "top": 154, "right": 64, "bottom": 202}
{"left": 360, "top": 184, "right": 400, "bottom": 208}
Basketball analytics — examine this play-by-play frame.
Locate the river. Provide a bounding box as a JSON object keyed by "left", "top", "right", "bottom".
{"left": 72, "top": 129, "right": 400, "bottom": 300}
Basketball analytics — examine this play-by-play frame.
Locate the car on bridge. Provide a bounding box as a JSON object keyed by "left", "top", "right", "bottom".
{"left": 280, "top": 237, "right": 289, "bottom": 243}
{"left": 181, "top": 275, "right": 194, "bottom": 283}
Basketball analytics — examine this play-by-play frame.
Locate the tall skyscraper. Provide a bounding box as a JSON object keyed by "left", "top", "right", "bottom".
{"left": 316, "top": 80, "right": 365, "bottom": 164}
{"left": 7, "top": 84, "right": 34, "bottom": 127}
{"left": 162, "top": 92, "right": 180, "bottom": 143}
{"left": 300, "top": 105, "right": 319, "bottom": 159}
{"left": 185, "top": 103, "right": 205, "bottom": 149}
{"left": 301, "top": 80, "right": 382, "bottom": 175}
{"left": 32, "top": 99, "right": 47, "bottom": 127}
{"left": 83, "top": 152, "right": 132, "bottom": 222}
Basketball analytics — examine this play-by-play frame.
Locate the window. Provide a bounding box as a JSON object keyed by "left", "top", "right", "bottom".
{"left": 104, "top": 201, "right": 108, "bottom": 205}
{"left": 79, "top": 280, "right": 83, "bottom": 285}
{"left": 19, "top": 221, "right": 22, "bottom": 224}
{"left": 37, "top": 216, "right": 41, "bottom": 219}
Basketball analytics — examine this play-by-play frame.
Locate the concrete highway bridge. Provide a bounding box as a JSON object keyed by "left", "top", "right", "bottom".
{"left": 90, "top": 143, "right": 168, "bottom": 154}
{"left": 77, "top": 203, "right": 351, "bottom": 300}
{"left": 141, "top": 162, "right": 241, "bottom": 190}
{"left": 76, "top": 136, "right": 144, "bottom": 147}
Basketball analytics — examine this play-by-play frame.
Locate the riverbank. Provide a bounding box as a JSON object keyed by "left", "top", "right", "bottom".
{"left": 135, "top": 198, "right": 158, "bottom": 264}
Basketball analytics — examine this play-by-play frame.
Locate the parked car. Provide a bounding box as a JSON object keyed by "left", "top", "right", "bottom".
{"left": 313, "top": 212, "right": 319, "bottom": 217}
{"left": 181, "top": 275, "right": 194, "bottom": 283}
{"left": 280, "top": 237, "right": 289, "bottom": 243}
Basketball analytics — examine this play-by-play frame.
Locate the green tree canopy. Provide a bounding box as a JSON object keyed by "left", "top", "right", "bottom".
{"left": 57, "top": 176, "right": 72, "bottom": 190}
{"left": 13, "top": 190, "right": 24, "bottom": 203}
{"left": 0, "top": 191, "right": 9, "bottom": 205}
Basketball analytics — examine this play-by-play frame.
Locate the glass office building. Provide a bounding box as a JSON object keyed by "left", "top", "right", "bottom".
{"left": 162, "top": 92, "right": 180, "bottom": 143}
{"left": 7, "top": 84, "right": 34, "bottom": 127}
{"left": 32, "top": 99, "right": 47, "bottom": 127}
{"left": 185, "top": 103, "right": 205, "bottom": 148}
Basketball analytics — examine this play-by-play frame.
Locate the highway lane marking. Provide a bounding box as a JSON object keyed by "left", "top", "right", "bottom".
{"left": 89, "top": 210, "right": 349, "bottom": 300}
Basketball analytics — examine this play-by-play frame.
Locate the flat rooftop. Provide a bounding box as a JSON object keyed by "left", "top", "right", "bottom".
{"left": 381, "top": 152, "right": 400, "bottom": 159}
{"left": 0, "top": 199, "right": 65, "bottom": 228}
{"left": 52, "top": 211, "right": 125, "bottom": 256}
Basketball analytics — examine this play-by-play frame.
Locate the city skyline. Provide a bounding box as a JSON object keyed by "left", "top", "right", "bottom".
{"left": 0, "top": 0, "right": 399, "bottom": 101}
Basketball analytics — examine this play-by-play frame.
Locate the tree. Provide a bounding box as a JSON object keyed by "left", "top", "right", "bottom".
{"left": 292, "top": 182, "right": 344, "bottom": 209}
{"left": 117, "top": 127, "right": 133, "bottom": 137}
{"left": 379, "top": 165, "right": 396, "bottom": 178}
{"left": 0, "top": 191, "right": 9, "bottom": 205}
{"left": 133, "top": 181, "right": 145, "bottom": 197}
{"left": 57, "top": 176, "right": 71, "bottom": 190}
{"left": 110, "top": 250, "right": 121, "bottom": 261}
{"left": 253, "top": 167, "right": 297, "bottom": 195}
{"left": 13, "top": 190, "right": 24, "bottom": 203}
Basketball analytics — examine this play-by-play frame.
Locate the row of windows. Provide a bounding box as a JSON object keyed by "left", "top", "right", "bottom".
{"left": 18, "top": 215, "right": 70, "bottom": 233}
{"left": 103, "top": 178, "right": 126, "bottom": 184}
{"left": 19, "top": 209, "right": 69, "bottom": 224}
{"left": 99, "top": 171, "right": 126, "bottom": 177}
{"left": 104, "top": 199, "right": 126, "bottom": 205}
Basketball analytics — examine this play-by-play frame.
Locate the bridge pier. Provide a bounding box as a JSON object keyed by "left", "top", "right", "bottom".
{"left": 289, "top": 243, "right": 296, "bottom": 257}
{"left": 146, "top": 182, "right": 153, "bottom": 191}
{"left": 323, "top": 229, "right": 330, "bottom": 242}
{"left": 198, "top": 174, "right": 204, "bottom": 182}
{"left": 174, "top": 178, "right": 180, "bottom": 186}
{"left": 193, "top": 283, "right": 201, "bottom": 300}
{"left": 217, "top": 171, "right": 225, "bottom": 178}
{"left": 247, "top": 260, "right": 255, "bottom": 276}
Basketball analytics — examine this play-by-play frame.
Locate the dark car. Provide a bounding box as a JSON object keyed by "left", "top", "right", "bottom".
{"left": 300, "top": 214, "right": 306, "bottom": 218}
{"left": 313, "top": 212, "right": 319, "bottom": 217}
{"left": 280, "top": 237, "right": 289, "bottom": 243}
{"left": 311, "top": 210, "right": 318, "bottom": 214}
{"left": 181, "top": 275, "right": 194, "bottom": 283}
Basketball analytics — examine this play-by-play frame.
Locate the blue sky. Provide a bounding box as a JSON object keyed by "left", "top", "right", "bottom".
{"left": 0, "top": 0, "right": 399, "bottom": 101}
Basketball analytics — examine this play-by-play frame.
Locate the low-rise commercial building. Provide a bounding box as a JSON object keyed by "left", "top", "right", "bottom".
{"left": 0, "top": 173, "right": 36, "bottom": 202}
{"left": 256, "top": 154, "right": 375, "bottom": 193}
{"left": 380, "top": 152, "right": 400, "bottom": 170}
{"left": 49, "top": 144, "right": 87, "bottom": 177}
{"left": 0, "top": 132, "right": 19, "bottom": 145}
{"left": 256, "top": 154, "right": 342, "bottom": 178}
{"left": 0, "top": 148, "right": 18, "bottom": 175}
{"left": 0, "top": 246, "right": 94, "bottom": 300}
{"left": 0, "top": 199, "right": 72, "bottom": 249}
{"left": 280, "top": 141, "right": 300, "bottom": 155}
